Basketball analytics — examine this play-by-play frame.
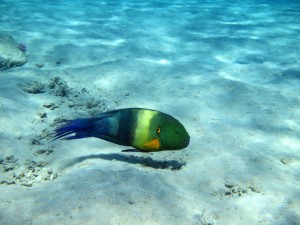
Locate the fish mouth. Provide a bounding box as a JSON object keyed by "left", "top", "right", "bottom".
{"left": 181, "top": 138, "right": 190, "bottom": 148}
{"left": 175, "top": 137, "right": 190, "bottom": 149}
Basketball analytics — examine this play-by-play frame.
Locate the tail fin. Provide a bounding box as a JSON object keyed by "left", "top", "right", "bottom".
{"left": 53, "top": 118, "right": 94, "bottom": 140}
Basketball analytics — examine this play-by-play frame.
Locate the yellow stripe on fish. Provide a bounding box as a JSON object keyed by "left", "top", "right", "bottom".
{"left": 132, "top": 109, "right": 159, "bottom": 151}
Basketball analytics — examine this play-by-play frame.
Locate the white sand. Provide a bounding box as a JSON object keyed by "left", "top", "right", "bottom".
{"left": 0, "top": 1, "right": 299, "bottom": 224}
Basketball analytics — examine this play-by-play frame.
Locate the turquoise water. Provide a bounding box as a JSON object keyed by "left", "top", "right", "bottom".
{"left": 2, "top": 0, "right": 299, "bottom": 70}
{"left": 0, "top": 1, "right": 299, "bottom": 224}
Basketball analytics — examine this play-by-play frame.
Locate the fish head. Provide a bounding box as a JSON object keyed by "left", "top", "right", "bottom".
{"left": 156, "top": 114, "right": 190, "bottom": 150}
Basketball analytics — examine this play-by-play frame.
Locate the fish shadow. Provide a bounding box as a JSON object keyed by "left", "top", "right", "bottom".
{"left": 63, "top": 150, "right": 186, "bottom": 171}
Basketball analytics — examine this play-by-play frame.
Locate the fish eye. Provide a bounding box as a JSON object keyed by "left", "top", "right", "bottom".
{"left": 157, "top": 127, "right": 161, "bottom": 134}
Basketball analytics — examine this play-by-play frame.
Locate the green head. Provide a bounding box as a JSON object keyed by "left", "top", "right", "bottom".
{"left": 131, "top": 109, "right": 190, "bottom": 151}
{"left": 154, "top": 112, "right": 190, "bottom": 150}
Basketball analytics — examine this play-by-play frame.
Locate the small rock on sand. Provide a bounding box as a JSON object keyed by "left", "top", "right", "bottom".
{"left": 0, "top": 33, "right": 27, "bottom": 70}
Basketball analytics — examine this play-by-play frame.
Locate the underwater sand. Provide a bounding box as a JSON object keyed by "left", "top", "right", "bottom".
{"left": 0, "top": 0, "right": 300, "bottom": 224}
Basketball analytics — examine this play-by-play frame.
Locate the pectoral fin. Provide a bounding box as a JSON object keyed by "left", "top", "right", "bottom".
{"left": 143, "top": 138, "right": 160, "bottom": 150}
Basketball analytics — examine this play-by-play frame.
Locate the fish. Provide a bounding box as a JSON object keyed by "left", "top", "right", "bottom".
{"left": 54, "top": 108, "right": 190, "bottom": 151}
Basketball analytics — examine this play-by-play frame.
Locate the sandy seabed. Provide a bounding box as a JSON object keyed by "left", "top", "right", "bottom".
{"left": 0, "top": 1, "right": 300, "bottom": 224}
